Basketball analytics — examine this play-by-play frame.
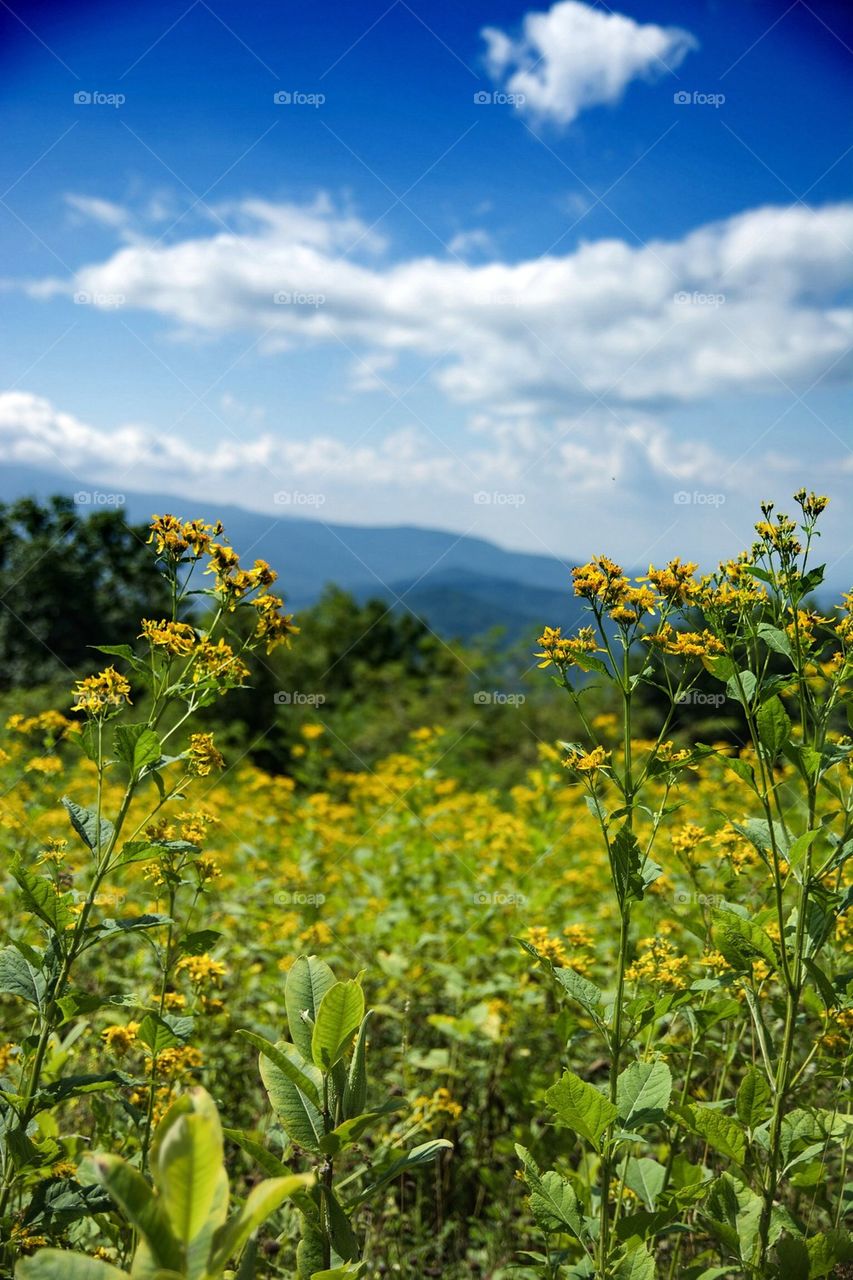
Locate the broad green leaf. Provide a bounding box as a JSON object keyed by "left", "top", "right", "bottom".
{"left": 623, "top": 1158, "right": 667, "bottom": 1210}
{"left": 259, "top": 1046, "right": 325, "bottom": 1152}
{"left": 515, "top": 1144, "right": 585, "bottom": 1239}
{"left": 756, "top": 695, "right": 791, "bottom": 761}
{"left": 678, "top": 1104, "right": 746, "bottom": 1164}
{"left": 736, "top": 1067, "right": 771, "bottom": 1129}
{"left": 612, "top": 1239, "right": 656, "bottom": 1280}
{"left": 61, "top": 796, "right": 115, "bottom": 854}
{"left": 114, "top": 724, "right": 162, "bottom": 777}
{"left": 616, "top": 1061, "right": 672, "bottom": 1128}
{"left": 93, "top": 1155, "right": 179, "bottom": 1267}
{"left": 311, "top": 980, "right": 365, "bottom": 1072}
{"left": 285, "top": 955, "right": 337, "bottom": 1060}
{"left": 309, "top": 1265, "right": 366, "bottom": 1279}
{"left": 704, "top": 1171, "right": 763, "bottom": 1264}
{"left": 150, "top": 1088, "right": 227, "bottom": 1246}
{"left": 209, "top": 1174, "right": 313, "bottom": 1271}
{"left": 711, "top": 907, "right": 777, "bottom": 973}
{"left": 136, "top": 1013, "right": 186, "bottom": 1058}
{"left": 757, "top": 623, "right": 794, "bottom": 661}
{"left": 239, "top": 1030, "right": 321, "bottom": 1107}
{"left": 545, "top": 1071, "right": 618, "bottom": 1150}
{"left": 16, "top": 1253, "right": 130, "bottom": 1280}
{"left": 12, "top": 859, "right": 74, "bottom": 933}
{"left": 726, "top": 669, "right": 757, "bottom": 709}
{"left": 0, "top": 944, "right": 45, "bottom": 1008}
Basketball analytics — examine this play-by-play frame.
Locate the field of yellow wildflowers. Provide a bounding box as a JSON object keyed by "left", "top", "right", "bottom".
{"left": 1, "top": 497, "right": 852, "bottom": 1279}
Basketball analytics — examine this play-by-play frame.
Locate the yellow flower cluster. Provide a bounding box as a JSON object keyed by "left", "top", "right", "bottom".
{"left": 411, "top": 1087, "right": 463, "bottom": 1130}
{"left": 626, "top": 937, "right": 690, "bottom": 990}
{"left": 649, "top": 625, "right": 725, "bottom": 658}
{"left": 140, "top": 619, "right": 197, "bottom": 655}
{"left": 177, "top": 953, "right": 227, "bottom": 987}
{"left": 101, "top": 1021, "right": 140, "bottom": 1056}
{"left": 535, "top": 625, "right": 600, "bottom": 669}
{"left": 187, "top": 733, "right": 225, "bottom": 776}
{"left": 563, "top": 745, "right": 609, "bottom": 776}
{"left": 71, "top": 666, "right": 132, "bottom": 716}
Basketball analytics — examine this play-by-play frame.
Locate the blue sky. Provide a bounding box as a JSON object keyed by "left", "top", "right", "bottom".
{"left": 1, "top": 0, "right": 852, "bottom": 573}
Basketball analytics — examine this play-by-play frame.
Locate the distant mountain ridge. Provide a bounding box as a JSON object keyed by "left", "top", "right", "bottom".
{"left": 0, "top": 464, "right": 582, "bottom": 644}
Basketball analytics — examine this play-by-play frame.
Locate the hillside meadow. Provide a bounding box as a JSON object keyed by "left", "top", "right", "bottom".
{"left": 0, "top": 495, "right": 851, "bottom": 1280}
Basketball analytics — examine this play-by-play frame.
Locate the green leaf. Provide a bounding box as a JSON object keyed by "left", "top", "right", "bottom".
{"left": 757, "top": 624, "right": 794, "bottom": 661}
{"left": 611, "top": 824, "right": 645, "bottom": 905}
{"left": 726, "top": 669, "right": 757, "bottom": 709}
{"left": 222, "top": 1128, "right": 292, "bottom": 1177}
{"left": 321, "top": 1185, "right": 359, "bottom": 1261}
{"left": 136, "top": 1013, "right": 187, "bottom": 1058}
{"left": 239, "top": 1030, "right": 321, "bottom": 1107}
{"left": 0, "top": 945, "right": 45, "bottom": 1008}
{"left": 319, "top": 1101, "right": 405, "bottom": 1155}
{"left": 150, "top": 1087, "right": 227, "bottom": 1246}
{"left": 612, "top": 1239, "right": 656, "bottom": 1280}
{"left": 517, "top": 938, "right": 603, "bottom": 1018}
{"left": 309, "top": 1265, "right": 366, "bottom": 1279}
{"left": 259, "top": 1044, "right": 325, "bottom": 1152}
{"left": 623, "top": 1157, "right": 666, "bottom": 1210}
{"left": 711, "top": 907, "right": 777, "bottom": 973}
{"left": 311, "top": 980, "right": 365, "bottom": 1072}
{"left": 93, "top": 1155, "right": 179, "bottom": 1267}
{"left": 616, "top": 1061, "right": 672, "bottom": 1128}
{"left": 353, "top": 1139, "right": 452, "bottom": 1205}
{"left": 545, "top": 1071, "right": 618, "bottom": 1150}
{"left": 16, "top": 1253, "right": 130, "bottom": 1280}
{"left": 285, "top": 955, "right": 337, "bottom": 1060}
{"left": 113, "top": 724, "right": 162, "bottom": 777}
{"left": 736, "top": 1067, "right": 771, "bottom": 1129}
{"left": 756, "top": 696, "right": 791, "bottom": 761}
{"left": 342, "top": 1012, "right": 372, "bottom": 1120}
{"left": 515, "top": 1144, "right": 585, "bottom": 1239}
{"left": 678, "top": 1104, "right": 746, "bottom": 1164}
{"left": 209, "top": 1173, "right": 313, "bottom": 1271}
{"left": 61, "top": 796, "right": 115, "bottom": 853}
{"left": 93, "top": 644, "right": 137, "bottom": 662}
{"left": 12, "top": 859, "right": 74, "bottom": 933}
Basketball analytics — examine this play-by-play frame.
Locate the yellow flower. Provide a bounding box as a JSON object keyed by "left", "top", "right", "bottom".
{"left": 178, "top": 953, "right": 227, "bottom": 987}
{"left": 71, "top": 666, "right": 132, "bottom": 715}
{"left": 301, "top": 723, "right": 325, "bottom": 740}
{"left": 187, "top": 733, "right": 225, "bottom": 776}
{"left": 140, "top": 618, "right": 197, "bottom": 656}
{"left": 101, "top": 1021, "right": 140, "bottom": 1055}
{"left": 563, "top": 745, "right": 610, "bottom": 776}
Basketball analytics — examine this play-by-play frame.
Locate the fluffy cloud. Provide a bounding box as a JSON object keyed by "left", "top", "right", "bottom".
{"left": 36, "top": 197, "right": 853, "bottom": 415}
{"left": 482, "top": 0, "right": 697, "bottom": 126}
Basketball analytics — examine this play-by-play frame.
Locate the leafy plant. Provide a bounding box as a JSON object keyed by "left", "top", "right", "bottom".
{"left": 15, "top": 1086, "right": 312, "bottom": 1280}
{"left": 241, "top": 954, "right": 452, "bottom": 1277}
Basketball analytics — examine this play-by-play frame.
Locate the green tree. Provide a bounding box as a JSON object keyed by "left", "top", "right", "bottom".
{"left": 0, "top": 497, "right": 171, "bottom": 689}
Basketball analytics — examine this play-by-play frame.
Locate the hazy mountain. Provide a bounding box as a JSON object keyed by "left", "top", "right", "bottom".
{"left": 0, "top": 465, "right": 580, "bottom": 643}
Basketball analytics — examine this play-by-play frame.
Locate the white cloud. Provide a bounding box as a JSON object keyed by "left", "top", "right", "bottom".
{"left": 33, "top": 196, "right": 853, "bottom": 415}
{"left": 64, "top": 194, "right": 129, "bottom": 229}
{"left": 482, "top": 0, "right": 697, "bottom": 126}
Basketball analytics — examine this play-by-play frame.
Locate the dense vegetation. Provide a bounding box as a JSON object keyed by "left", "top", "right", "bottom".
{"left": 0, "top": 495, "right": 851, "bottom": 1279}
